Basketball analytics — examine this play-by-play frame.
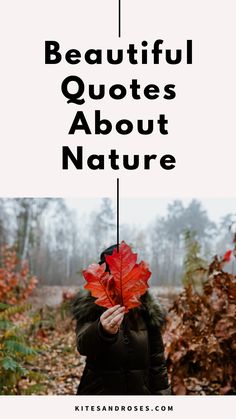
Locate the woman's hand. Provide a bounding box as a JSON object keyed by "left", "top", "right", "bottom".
{"left": 100, "top": 305, "right": 125, "bottom": 335}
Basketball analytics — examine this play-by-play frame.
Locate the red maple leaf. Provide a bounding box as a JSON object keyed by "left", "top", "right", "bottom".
{"left": 83, "top": 264, "right": 117, "bottom": 309}
{"left": 222, "top": 250, "right": 232, "bottom": 263}
{"left": 83, "top": 241, "right": 151, "bottom": 312}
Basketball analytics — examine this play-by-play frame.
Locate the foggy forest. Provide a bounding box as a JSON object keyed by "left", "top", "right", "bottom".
{"left": 0, "top": 197, "right": 235, "bottom": 286}
{"left": 0, "top": 197, "right": 235, "bottom": 396}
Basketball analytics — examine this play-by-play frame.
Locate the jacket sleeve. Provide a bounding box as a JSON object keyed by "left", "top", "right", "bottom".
{"left": 76, "top": 318, "right": 119, "bottom": 357}
{"left": 148, "top": 327, "right": 171, "bottom": 395}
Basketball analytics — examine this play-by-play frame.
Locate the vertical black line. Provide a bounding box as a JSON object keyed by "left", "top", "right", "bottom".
{"left": 118, "top": 0, "right": 121, "bottom": 38}
{"left": 117, "top": 178, "right": 120, "bottom": 252}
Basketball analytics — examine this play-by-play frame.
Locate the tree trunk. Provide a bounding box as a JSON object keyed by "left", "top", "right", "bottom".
{"left": 21, "top": 205, "right": 32, "bottom": 261}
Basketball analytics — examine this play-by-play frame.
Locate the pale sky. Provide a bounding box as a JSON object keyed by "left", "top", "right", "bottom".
{"left": 66, "top": 197, "right": 236, "bottom": 227}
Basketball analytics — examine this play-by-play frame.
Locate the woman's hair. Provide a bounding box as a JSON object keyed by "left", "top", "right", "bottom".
{"left": 98, "top": 244, "right": 118, "bottom": 271}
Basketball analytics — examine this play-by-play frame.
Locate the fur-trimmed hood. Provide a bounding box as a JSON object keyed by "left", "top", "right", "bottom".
{"left": 71, "top": 290, "right": 166, "bottom": 330}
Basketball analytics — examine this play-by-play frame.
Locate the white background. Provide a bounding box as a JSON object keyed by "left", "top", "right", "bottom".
{"left": 0, "top": 0, "right": 236, "bottom": 417}
{"left": 0, "top": 395, "right": 235, "bottom": 418}
{"left": 1, "top": 0, "right": 235, "bottom": 198}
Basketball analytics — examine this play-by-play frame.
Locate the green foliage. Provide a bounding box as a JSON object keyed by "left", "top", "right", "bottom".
{"left": 4, "top": 340, "right": 37, "bottom": 356}
{"left": 0, "top": 303, "right": 31, "bottom": 320}
{"left": 22, "top": 383, "right": 45, "bottom": 395}
{"left": 2, "top": 357, "right": 27, "bottom": 373}
{"left": 0, "top": 302, "right": 9, "bottom": 310}
{"left": 0, "top": 303, "right": 45, "bottom": 395}
{"left": 182, "top": 230, "right": 207, "bottom": 288}
{"left": 0, "top": 319, "right": 12, "bottom": 330}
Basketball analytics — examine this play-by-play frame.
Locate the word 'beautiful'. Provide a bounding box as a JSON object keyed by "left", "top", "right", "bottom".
{"left": 45, "top": 40, "right": 192, "bottom": 65}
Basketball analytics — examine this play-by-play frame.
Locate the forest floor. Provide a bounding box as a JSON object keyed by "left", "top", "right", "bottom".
{"left": 17, "top": 306, "right": 84, "bottom": 395}
{"left": 31, "top": 319, "right": 84, "bottom": 395}
{"left": 23, "top": 285, "right": 178, "bottom": 395}
{"left": 18, "top": 280, "right": 236, "bottom": 396}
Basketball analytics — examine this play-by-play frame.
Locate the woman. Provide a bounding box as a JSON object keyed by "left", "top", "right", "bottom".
{"left": 71, "top": 245, "right": 171, "bottom": 395}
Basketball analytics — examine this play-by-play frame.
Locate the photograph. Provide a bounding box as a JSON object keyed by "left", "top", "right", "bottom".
{"left": 1, "top": 0, "right": 235, "bottom": 417}
{"left": 0, "top": 197, "right": 235, "bottom": 396}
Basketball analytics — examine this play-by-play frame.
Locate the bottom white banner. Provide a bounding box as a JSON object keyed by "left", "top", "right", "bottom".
{"left": 0, "top": 395, "right": 235, "bottom": 419}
